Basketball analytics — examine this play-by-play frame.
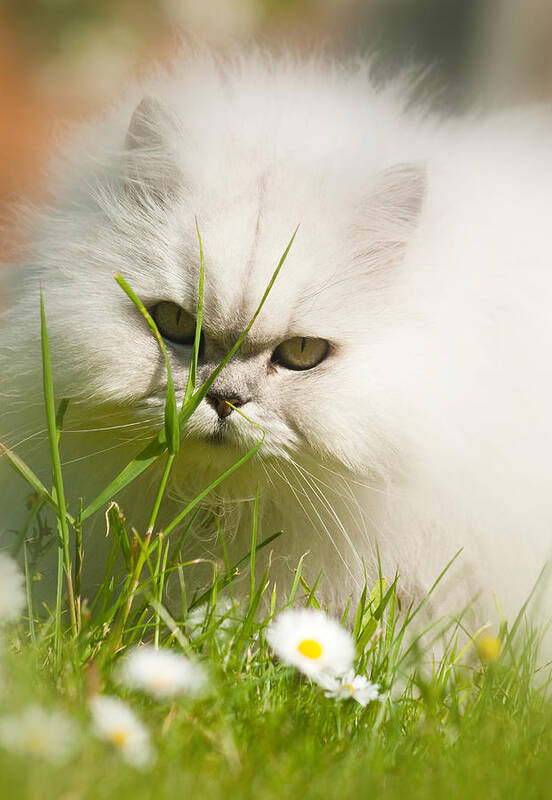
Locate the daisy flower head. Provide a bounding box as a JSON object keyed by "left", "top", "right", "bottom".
{"left": 0, "top": 552, "right": 26, "bottom": 623}
{"left": 89, "top": 695, "right": 154, "bottom": 769}
{"left": 317, "top": 670, "right": 381, "bottom": 707}
{"left": 117, "top": 646, "right": 208, "bottom": 700}
{"left": 0, "top": 705, "right": 79, "bottom": 764}
{"left": 266, "top": 608, "right": 355, "bottom": 679}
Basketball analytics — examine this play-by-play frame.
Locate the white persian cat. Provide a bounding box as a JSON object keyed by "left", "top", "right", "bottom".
{"left": 1, "top": 50, "right": 551, "bottom": 631}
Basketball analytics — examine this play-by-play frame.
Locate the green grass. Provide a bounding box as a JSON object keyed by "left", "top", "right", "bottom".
{"left": 0, "top": 231, "right": 551, "bottom": 799}
{"left": 0, "top": 575, "right": 550, "bottom": 800}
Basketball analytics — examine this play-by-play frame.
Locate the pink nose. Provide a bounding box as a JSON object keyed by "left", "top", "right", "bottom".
{"left": 206, "top": 393, "right": 248, "bottom": 419}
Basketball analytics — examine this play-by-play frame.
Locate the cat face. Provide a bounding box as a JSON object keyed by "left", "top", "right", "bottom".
{"left": 5, "top": 69, "right": 426, "bottom": 485}
{"left": 99, "top": 171, "right": 385, "bottom": 466}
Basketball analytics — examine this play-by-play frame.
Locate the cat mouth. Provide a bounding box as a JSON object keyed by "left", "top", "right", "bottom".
{"left": 208, "top": 423, "right": 228, "bottom": 445}
{"left": 182, "top": 402, "right": 264, "bottom": 451}
{"left": 198, "top": 416, "right": 242, "bottom": 447}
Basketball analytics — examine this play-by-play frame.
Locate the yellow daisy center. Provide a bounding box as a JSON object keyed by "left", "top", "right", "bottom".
{"left": 150, "top": 675, "right": 170, "bottom": 689}
{"left": 297, "top": 639, "right": 323, "bottom": 659}
{"left": 111, "top": 729, "right": 129, "bottom": 748}
{"left": 25, "top": 731, "right": 47, "bottom": 753}
{"left": 344, "top": 684, "right": 356, "bottom": 693}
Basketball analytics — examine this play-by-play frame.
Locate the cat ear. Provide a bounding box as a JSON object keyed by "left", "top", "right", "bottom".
{"left": 124, "top": 97, "right": 181, "bottom": 207}
{"left": 361, "top": 162, "right": 426, "bottom": 265}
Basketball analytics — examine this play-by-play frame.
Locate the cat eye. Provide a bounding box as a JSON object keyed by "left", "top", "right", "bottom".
{"left": 271, "top": 337, "right": 330, "bottom": 371}
{"left": 152, "top": 301, "right": 196, "bottom": 345}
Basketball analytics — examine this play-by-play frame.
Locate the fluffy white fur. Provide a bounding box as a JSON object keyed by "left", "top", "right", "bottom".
{"left": 1, "top": 49, "right": 551, "bottom": 633}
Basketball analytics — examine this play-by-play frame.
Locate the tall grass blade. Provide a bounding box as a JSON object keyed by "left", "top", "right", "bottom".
{"left": 178, "top": 226, "right": 298, "bottom": 425}
{"left": 80, "top": 436, "right": 167, "bottom": 521}
{"left": 162, "top": 437, "right": 264, "bottom": 537}
{"left": 183, "top": 219, "right": 205, "bottom": 406}
{"left": 249, "top": 486, "right": 260, "bottom": 610}
{"left": 40, "top": 292, "right": 77, "bottom": 636}
{"left": 115, "top": 273, "right": 179, "bottom": 456}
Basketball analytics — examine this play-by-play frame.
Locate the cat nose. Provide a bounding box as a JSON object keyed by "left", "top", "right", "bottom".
{"left": 205, "top": 391, "right": 250, "bottom": 419}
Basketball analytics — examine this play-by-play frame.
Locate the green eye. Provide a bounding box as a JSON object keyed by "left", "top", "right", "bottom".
{"left": 152, "top": 301, "right": 196, "bottom": 345}
{"left": 271, "top": 337, "right": 330, "bottom": 371}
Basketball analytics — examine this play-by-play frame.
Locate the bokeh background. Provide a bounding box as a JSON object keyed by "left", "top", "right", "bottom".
{"left": 1, "top": 0, "right": 552, "bottom": 252}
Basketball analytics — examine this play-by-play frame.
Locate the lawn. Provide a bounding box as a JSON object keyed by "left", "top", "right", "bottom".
{"left": 0, "top": 545, "right": 550, "bottom": 800}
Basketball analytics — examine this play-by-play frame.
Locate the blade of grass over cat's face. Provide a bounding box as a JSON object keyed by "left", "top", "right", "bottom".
{"left": 162, "top": 402, "right": 266, "bottom": 537}
{"left": 162, "top": 433, "right": 264, "bottom": 537}
{"left": 114, "top": 273, "right": 179, "bottom": 457}
{"left": 80, "top": 227, "right": 298, "bottom": 522}
{"left": 178, "top": 225, "right": 299, "bottom": 425}
{"left": 182, "top": 218, "right": 205, "bottom": 407}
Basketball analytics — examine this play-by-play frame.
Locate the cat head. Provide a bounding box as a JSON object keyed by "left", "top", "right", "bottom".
{"left": 2, "top": 56, "right": 427, "bottom": 483}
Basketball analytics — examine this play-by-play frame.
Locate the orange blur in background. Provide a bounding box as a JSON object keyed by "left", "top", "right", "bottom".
{"left": 0, "top": 0, "right": 358, "bottom": 263}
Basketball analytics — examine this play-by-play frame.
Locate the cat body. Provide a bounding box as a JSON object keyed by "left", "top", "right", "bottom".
{"left": 1, "top": 51, "right": 551, "bottom": 629}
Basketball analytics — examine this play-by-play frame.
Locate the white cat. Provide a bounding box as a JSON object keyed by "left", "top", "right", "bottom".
{"left": 1, "top": 50, "right": 551, "bottom": 634}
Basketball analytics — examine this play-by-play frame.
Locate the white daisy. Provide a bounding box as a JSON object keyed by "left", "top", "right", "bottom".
{"left": 266, "top": 608, "right": 355, "bottom": 679}
{"left": 0, "top": 552, "right": 26, "bottom": 623}
{"left": 117, "top": 646, "right": 208, "bottom": 700}
{"left": 0, "top": 705, "right": 79, "bottom": 763}
{"left": 89, "top": 694, "right": 154, "bottom": 769}
{"left": 317, "top": 670, "right": 381, "bottom": 707}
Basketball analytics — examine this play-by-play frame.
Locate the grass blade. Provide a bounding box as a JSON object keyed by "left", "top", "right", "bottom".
{"left": 0, "top": 442, "right": 75, "bottom": 525}
{"left": 80, "top": 436, "right": 167, "bottom": 521}
{"left": 178, "top": 226, "right": 299, "bottom": 425}
{"left": 249, "top": 486, "right": 260, "bottom": 611}
{"left": 183, "top": 219, "right": 205, "bottom": 406}
{"left": 40, "top": 292, "right": 77, "bottom": 636}
{"left": 115, "top": 273, "right": 179, "bottom": 456}
{"left": 162, "top": 437, "right": 264, "bottom": 537}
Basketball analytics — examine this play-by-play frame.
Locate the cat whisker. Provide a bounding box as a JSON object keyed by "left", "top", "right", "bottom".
{"left": 267, "top": 459, "right": 361, "bottom": 588}
{"left": 288, "top": 457, "right": 370, "bottom": 543}
{"left": 284, "top": 458, "right": 366, "bottom": 571}
{"left": 3, "top": 415, "right": 159, "bottom": 455}
{"left": 310, "top": 457, "right": 408, "bottom": 501}
{"left": 3, "top": 428, "right": 49, "bottom": 451}
{"left": 60, "top": 434, "right": 153, "bottom": 466}
{"left": 63, "top": 418, "right": 159, "bottom": 434}
{"left": 287, "top": 456, "right": 393, "bottom": 571}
